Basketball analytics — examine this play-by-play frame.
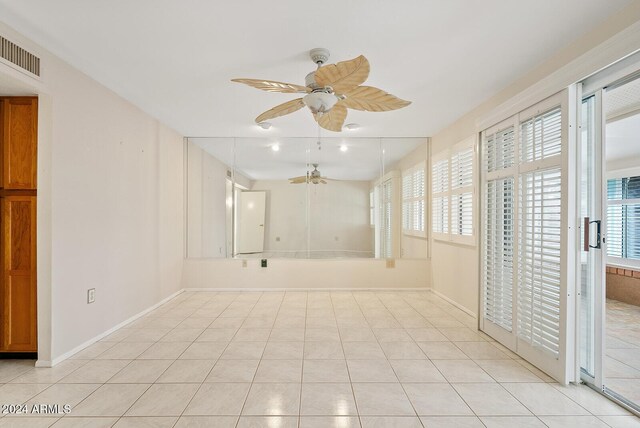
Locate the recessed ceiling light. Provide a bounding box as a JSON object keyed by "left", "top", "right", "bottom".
{"left": 271, "top": 144, "right": 280, "bottom": 152}
{"left": 258, "top": 121, "right": 272, "bottom": 130}
{"left": 344, "top": 123, "right": 359, "bottom": 130}
{"left": 340, "top": 145, "right": 348, "bottom": 152}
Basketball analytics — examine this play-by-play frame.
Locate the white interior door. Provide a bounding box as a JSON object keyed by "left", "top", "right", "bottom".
{"left": 480, "top": 90, "right": 576, "bottom": 384}
{"left": 236, "top": 191, "right": 266, "bottom": 254}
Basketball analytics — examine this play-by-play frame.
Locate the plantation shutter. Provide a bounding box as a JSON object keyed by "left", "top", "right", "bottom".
{"left": 402, "top": 163, "right": 426, "bottom": 236}
{"left": 482, "top": 122, "right": 517, "bottom": 342}
{"left": 381, "top": 179, "right": 393, "bottom": 258}
{"left": 480, "top": 91, "right": 573, "bottom": 383}
{"left": 402, "top": 173, "right": 412, "bottom": 232}
{"left": 451, "top": 143, "right": 475, "bottom": 240}
{"left": 432, "top": 157, "right": 449, "bottom": 236}
{"left": 518, "top": 168, "right": 562, "bottom": 356}
{"left": 414, "top": 166, "right": 425, "bottom": 233}
{"left": 517, "top": 107, "right": 562, "bottom": 358}
{"left": 483, "top": 177, "right": 515, "bottom": 332}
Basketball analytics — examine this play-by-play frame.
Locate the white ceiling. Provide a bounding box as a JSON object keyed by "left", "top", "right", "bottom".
{"left": 606, "top": 115, "right": 640, "bottom": 167}
{"left": 606, "top": 77, "right": 640, "bottom": 121}
{"left": 605, "top": 78, "right": 640, "bottom": 167}
{"left": 191, "top": 137, "right": 423, "bottom": 181}
{"left": 0, "top": 0, "right": 631, "bottom": 138}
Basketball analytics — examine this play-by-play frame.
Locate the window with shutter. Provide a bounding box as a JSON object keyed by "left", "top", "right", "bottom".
{"left": 451, "top": 141, "right": 475, "bottom": 242}
{"left": 607, "top": 175, "right": 640, "bottom": 267}
{"left": 432, "top": 137, "right": 476, "bottom": 244}
{"left": 402, "top": 162, "right": 426, "bottom": 236}
{"left": 381, "top": 179, "right": 393, "bottom": 258}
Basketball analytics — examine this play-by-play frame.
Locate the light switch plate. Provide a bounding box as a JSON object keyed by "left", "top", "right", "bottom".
{"left": 87, "top": 288, "right": 96, "bottom": 304}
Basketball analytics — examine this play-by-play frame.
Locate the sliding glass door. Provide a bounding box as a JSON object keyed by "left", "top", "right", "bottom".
{"left": 580, "top": 59, "right": 640, "bottom": 411}
{"left": 578, "top": 90, "right": 605, "bottom": 387}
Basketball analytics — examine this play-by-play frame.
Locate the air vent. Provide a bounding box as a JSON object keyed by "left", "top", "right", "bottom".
{"left": 0, "top": 35, "right": 40, "bottom": 77}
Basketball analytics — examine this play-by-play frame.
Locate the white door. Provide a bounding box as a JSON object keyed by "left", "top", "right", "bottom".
{"left": 480, "top": 90, "right": 576, "bottom": 384}
{"left": 236, "top": 191, "right": 266, "bottom": 254}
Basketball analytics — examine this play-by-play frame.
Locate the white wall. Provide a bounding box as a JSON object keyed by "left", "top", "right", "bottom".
{"left": 428, "top": 3, "right": 640, "bottom": 316}
{"left": 0, "top": 21, "right": 185, "bottom": 363}
{"left": 250, "top": 179, "right": 373, "bottom": 254}
{"left": 187, "top": 141, "right": 228, "bottom": 258}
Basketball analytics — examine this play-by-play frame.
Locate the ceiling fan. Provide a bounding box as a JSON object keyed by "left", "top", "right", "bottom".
{"left": 232, "top": 48, "right": 411, "bottom": 132}
{"left": 289, "top": 164, "right": 334, "bottom": 185}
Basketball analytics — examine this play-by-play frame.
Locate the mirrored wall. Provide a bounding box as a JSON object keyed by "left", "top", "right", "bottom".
{"left": 186, "top": 137, "right": 427, "bottom": 259}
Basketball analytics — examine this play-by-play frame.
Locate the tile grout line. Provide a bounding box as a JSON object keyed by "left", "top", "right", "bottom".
{"left": 234, "top": 290, "right": 284, "bottom": 427}
{"left": 331, "top": 290, "right": 362, "bottom": 427}
{"left": 168, "top": 290, "right": 241, "bottom": 428}
{"left": 298, "top": 290, "right": 309, "bottom": 428}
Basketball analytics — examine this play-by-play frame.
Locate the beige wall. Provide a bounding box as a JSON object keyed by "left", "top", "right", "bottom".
{"left": 183, "top": 258, "right": 429, "bottom": 289}
{"left": 429, "top": 3, "right": 640, "bottom": 316}
{"left": 0, "top": 21, "right": 185, "bottom": 363}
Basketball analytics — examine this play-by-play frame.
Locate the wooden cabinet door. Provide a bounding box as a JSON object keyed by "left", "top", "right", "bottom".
{"left": 0, "top": 98, "right": 38, "bottom": 190}
{"left": 1, "top": 196, "right": 37, "bottom": 351}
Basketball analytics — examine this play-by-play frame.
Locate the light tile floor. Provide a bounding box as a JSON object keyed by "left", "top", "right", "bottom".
{"left": 0, "top": 291, "right": 637, "bottom": 428}
{"left": 606, "top": 299, "right": 640, "bottom": 405}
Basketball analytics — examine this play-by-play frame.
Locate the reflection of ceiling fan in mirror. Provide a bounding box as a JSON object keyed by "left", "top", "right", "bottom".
{"left": 289, "top": 164, "right": 335, "bottom": 185}
{"left": 231, "top": 48, "right": 411, "bottom": 132}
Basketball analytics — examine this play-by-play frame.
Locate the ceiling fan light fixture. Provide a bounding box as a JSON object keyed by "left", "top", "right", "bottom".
{"left": 257, "top": 121, "right": 272, "bottom": 130}
{"left": 303, "top": 91, "right": 338, "bottom": 114}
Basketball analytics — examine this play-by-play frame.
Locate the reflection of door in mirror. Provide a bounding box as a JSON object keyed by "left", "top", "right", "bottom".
{"left": 225, "top": 179, "right": 233, "bottom": 257}
{"left": 236, "top": 191, "right": 266, "bottom": 254}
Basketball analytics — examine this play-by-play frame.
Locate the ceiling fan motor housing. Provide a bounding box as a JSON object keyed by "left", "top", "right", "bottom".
{"left": 309, "top": 48, "right": 330, "bottom": 65}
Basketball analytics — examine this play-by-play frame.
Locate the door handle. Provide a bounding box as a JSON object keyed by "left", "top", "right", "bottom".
{"left": 584, "top": 217, "right": 602, "bottom": 251}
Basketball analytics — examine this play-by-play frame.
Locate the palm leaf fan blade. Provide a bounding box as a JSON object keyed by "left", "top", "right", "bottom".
{"left": 343, "top": 86, "right": 411, "bottom": 112}
{"left": 314, "top": 55, "right": 370, "bottom": 94}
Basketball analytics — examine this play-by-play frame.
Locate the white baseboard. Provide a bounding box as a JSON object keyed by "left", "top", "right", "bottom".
{"left": 36, "top": 289, "right": 185, "bottom": 367}
{"left": 430, "top": 288, "right": 477, "bottom": 318}
{"left": 183, "top": 287, "right": 432, "bottom": 292}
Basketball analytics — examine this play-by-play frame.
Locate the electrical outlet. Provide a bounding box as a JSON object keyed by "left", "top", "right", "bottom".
{"left": 242, "top": 259, "right": 247, "bottom": 268}
{"left": 87, "top": 288, "right": 96, "bottom": 304}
